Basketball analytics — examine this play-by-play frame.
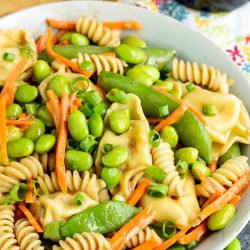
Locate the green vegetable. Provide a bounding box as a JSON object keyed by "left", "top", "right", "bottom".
{"left": 20, "top": 43, "right": 33, "bottom": 58}
{"left": 112, "top": 194, "right": 126, "bottom": 202}
{"left": 66, "top": 139, "right": 79, "bottom": 151}
{"left": 68, "top": 110, "right": 89, "bottom": 142}
{"left": 101, "top": 167, "right": 120, "bottom": 189}
{"left": 71, "top": 76, "right": 90, "bottom": 93}
{"left": 59, "top": 32, "right": 73, "bottom": 42}
{"left": 34, "top": 134, "right": 56, "bottom": 154}
{"left": 121, "top": 36, "right": 147, "bottom": 48}
{"left": 98, "top": 72, "right": 212, "bottom": 163}
{"left": 3, "top": 52, "right": 15, "bottom": 61}
{"left": 61, "top": 201, "right": 140, "bottom": 237}
{"left": 106, "top": 88, "right": 127, "bottom": 103}
{"left": 25, "top": 103, "right": 39, "bottom": 115}
{"left": 145, "top": 165, "right": 166, "bottom": 182}
{"left": 88, "top": 113, "right": 104, "bottom": 138}
{"left": 65, "top": 150, "right": 93, "bottom": 171}
{"left": 175, "top": 147, "right": 198, "bottom": 165}
{"left": 10, "top": 183, "right": 27, "bottom": 202}
{"left": 7, "top": 138, "right": 34, "bottom": 158}
{"left": 197, "top": 156, "right": 206, "bottom": 166}
{"left": 48, "top": 74, "right": 71, "bottom": 97}
{"left": 186, "top": 82, "right": 196, "bottom": 92}
{"left": 149, "top": 130, "right": 161, "bottom": 148}
{"left": 79, "top": 135, "right": 98, "bottom": 154}
{"left": 6, "top": 103, "right": 22, "bottom": 119}
{"left": 169, "top": 245, "right": 186, "bottom": 250}
{"left": 80, "top": 61, "right": 94, "bottom": 72}
{"left": 155, "top": 80, "right": 174, "bottom": 92}
{"left": 33, "top": 60, "right": 51, "bottom": 82}
{"left": 80, "top": 103, "right": 94, "bottom": 117}
{"left": 81, "top": 90, "right": 102, "bottom": 107}
{"left": 159, "top": 104, "right": 169, "bottom": 117}
{"left": 191, "top": 161, "right": 212, "bottom": 181}
{"left": 109, "top": 109, "right": 130, "bottom": 134}
{"left": 94, "top": 102, "right": 110, "bottom": 118}
{"left": 102, "top": 143, "right": 114, "bottom": 154}
{"left": 7, "top": 126, "right": 23, "bottom": 142}
{"left": 218, "top": 143, "right": 241, "bottom": 166}
{"left": 74, "top": 193, "right": 85, "bottom": 206}
{"left": 24, "top": 118, "right": 45, "bottom": 142}
{"left": 176, "top": 160, "right": 188, "bottom": 179}
{"left": 207, "top": 204, "right": 235, "bottom": 231}
{"left": 32, "top": 180, "right": 48, "bottom": 196}
{"left": 162, "top": 220, "right": 177, "bottom": 239}
{"left": 36, "top": 105, "right": 54, "bottom": 127}
{"left": 102, "top": 146, "right": 129, "bottom": 168}
{"left": 202, "top": 104, "right": 218, "bottom": 116}
{"left": 44, "top": 221, "right": 63, "bottom": 242}
{"left": 224, "top": 238, "right": 241, "bottom": 250}
{"left": 186, "top": 241, "right": 197, "bottom": 249}
{"left": 160, "top": 126, "right": 178, "bottom": 148}
{"left": 70, "top": 33, "right": 90, "bottom": 46}
{"left": 147, "top": 184, "right": 168, "bottom": 197}
{"left": 15, "top": 84, "right": 38, "bottom": 103}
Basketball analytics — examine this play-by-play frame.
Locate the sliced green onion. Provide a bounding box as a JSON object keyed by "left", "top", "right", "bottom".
{"left": 162, "top": 220, "right": 177, "bottom": 239}
{"left": 102, "top": 143, "right": 114, "bottom": 154}
{"left": 3, "top": 52, "right": 15, "bottom": 62}
{"left": 147, "top": 184, "right": 168, "bottom": 198}
{"left": 80, "top": 103, "right": 94, "bottom": 118}
{"left": 59, "top": 32, "right": 73, "bottom": 42}
{"left": 32, "top": 180, "right": 48, "bottom": 196}
{"left": 80, "top": 61, "right": 94, "bottom": 72}
{"left": 25, "top": 103, "right": 39, "bottom": 115}
{"left": 44, "top": 221, "right": 64, "bottom": 241}
{"left": 94, "top": 102, "right": 110, "bottom": 118}
{"left": 111, "top": 194, "right": 126, "bottom": 202}
{"left": 74, "top": 193, "right": 85, "bottom": 206}
{"left": 149, "top": 130, "right": 161, "bottom": 148}
{"left": 81, "top": 90, "right": 102, "bottom": 107}
{"left": 10, "top": 183, "right": 28, "bottom": 202}
{"left": 66, "top": 139, "right": 80, "bottom": 151}
{"left": 159, "top": 105, "right": 169, "bottom": 118}
{"left": 106, "top": 88, "right": 128, "bottom": 103}
{"left": 176, "top": 160, "right": 188, "bottom": 179}
{"left": 202, "top": 104, "right": 218, "bottom": 116}
{"left": 186, "top": 241, "right": 197, "bottom": 249}
{"left": 145, "top": 165, "right": 166, "bottom": 182}
{"left": 71, "top": 76, "right": 89, "bottom": 93}
{"left": 186, "top": 82, "right": 196, "bottom": 92}
{"left": 20, "top": 43, "right": 33, "bottom": 58}
{"left": 79, "top": 135, "right": 98, "bottom": 154}
{"left": 0, "top": 197, "right": 13, "bottom": 205}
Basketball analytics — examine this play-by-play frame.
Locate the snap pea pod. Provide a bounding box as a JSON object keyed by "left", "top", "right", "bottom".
{"left": 60, "top": 201, "right": 140, "bottom": 237}
{"left": 98, "top": 72, "right": 212, "bottom": 163}
{"left": 218, "top": 143, "right": 241, "bottom": 166}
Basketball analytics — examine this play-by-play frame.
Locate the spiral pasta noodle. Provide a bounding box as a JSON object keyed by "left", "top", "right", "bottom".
{"left": 172, "top": 58, "right": 234, "bottom": 94}
{"left": 151, "top": 142, "right": 184, "bottom": 196}
{"left": 33, "top": 152, "right": 56, "bottom": 173}
{"left": 0, "top": 204, "right": 19, "bottom": 250}
{"left": 72, "top": 53, "right": 127, "bottom": 75}
{"left": 76, "top": 16, "right": 120, "bottom": 47}
{"left": 51, "top": 60, "right": 72, "bottom": 73}
{"left": 196, "top": 156, "right": 249, "bottom": 197}
{"left": 53, "top": 232, "right": 110, "bottom": 250}
{"left": 14, "top": 218, "right": 44, "bottom": 250}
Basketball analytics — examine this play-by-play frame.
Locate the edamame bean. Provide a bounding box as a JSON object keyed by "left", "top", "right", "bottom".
{"left": 160, "top": 126, "right": 178, "bottom": 148}
{"left": 115, "top": 44, "right": 145, "bottom": 64}
{"left": 34, "top": 134, "right": 56, "bottom": 154}
{"left": 33, "top": 60, "right": 51, "bottom": 82}
{"left": 155, "top": 80, "right": 175, "bottom": 92}
{"left": 7, "top": 138, "right": 34, "bottom": 158}
{"left": 207, "top": 204, "right": 235, "bottom": 231}
{"left": 102, "top": 146, "right": 129, "bottom": 168}
{"left": 218, "top": 143, "right": 241, "bottom": 166}
{"left": 59, "top": 32, "right": 73, "bottom": 42}
{"left": 224, "top": 238, "right": 241, "bottom": 250}
{"left": 94, "top": 102, "right": 110, "bottom": 118}
{"left": 48, "top": 74, "right": 71, "bottom": 97}
{"left": 109, "top": 109, "right": 130, "bottom": 134}
{"left": 68, "top": 110, "right": 89, "bottom": 142}
{"left": 6, "top": 103, "right": 22, "bottom": 119}
{"left": 70, "top": 33, "right": 90, "bottom": 46}
{"left": 7, "top": 126, "right": 22, "bottom": 142}
{"left": 36, "top": 105, "right": 54, "bottom": 127}
{"left": 175, "top": 147, "right": 198, "bottom": 164}
{"left": 121, "top": 36, "right": 147, "bottom": 48}
{"left": 65, "top": 150, "right": 93, "bottom": 171}
{"left": 88, "top": 114, "right": 104, "bottom": 138}
{"left": 101, "top": 167, "right": 120, "bottom": 189}
{"left": 191, "top": 161, "right": 212, "bottom": 181}
{"left": 23, "top": 118, "right": 45, "bottom": 142}
{"left": 15, "top": 84, "right": 38, "bottom": 103}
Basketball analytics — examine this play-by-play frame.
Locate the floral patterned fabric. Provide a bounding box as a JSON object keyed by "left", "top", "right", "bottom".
{"left": 121, "top": 0, "right": 250, "bottom": 80}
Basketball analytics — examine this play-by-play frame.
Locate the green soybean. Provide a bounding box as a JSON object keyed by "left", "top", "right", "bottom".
{"left": 218, "top": 143, "right": 241, "bottom": 166}
{"left": 115, "top": 44, "right": 145, "bottom": 64}
{"left": 48, "top": 74, "right": 71, "bottom": 97}
{"left": 65, "top": 150, "right": 93, "bottom": 171}
{"left": 33, "top": 60, "right": 51, "bottom": 82}
{"left": 15, "top": 84, "right": 38, "bottom": 103}
{"left": 70, "top": 33, "right": 90, "bottom": 46}
{"left": 34, "top": 134, "right": 56, "bottom": 154}
{"left": 175, "top": 147, "right": 198, "bottom": 164}
{"left": 224, "top": 238, "right": 241, "bottom": 250}
{"left": 7, "top": 138, "right": 34, "bottom": 158}
{"left": 191, "top": 161, "right": 212, "bottom": 181}
{"left": 155, "top": 80, "right": 175, "bottom": 92}
{"left": 59, "top": 32, "right": 73, "bottom": 42}
{"left": 7, "top": 126, "right": 23, "bottom": 142}
{"left": 207, "top": 204, "right": 235, "bottom": 231}
{"left": 68, "top": 110, "right": 89, "bottom": 141}
{"left": 160, "top": 126, "right": 178, "bottom": 148}
{"left": 24, "top": 118, "right": 45, "bottom": 142}
{"left": 101, "top": 167, "right": 120, "bottom": 189}
{"left": 94, "top": 102, "right": 110, "bottom": 118}
{"left": 88, "top": 113, "right": 104, "bottom": 138}
{"left": 109, "top": 109, "right": 130, "bottom": 134}
{"left": 121, "top": 36, "right": 147, "bottom": 48}
{"left": 102, "top": 146, "right": 129, "bottom": 168}
{"left": 6, "top": 103, "right": 22, "bottom": 119}
{"left": 36, "top": 105, "right": 54, "bottom": 127}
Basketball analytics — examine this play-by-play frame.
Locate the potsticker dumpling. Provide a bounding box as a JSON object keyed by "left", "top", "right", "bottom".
{"left": 0, "top": 30, "right": 37, "bottom": 85}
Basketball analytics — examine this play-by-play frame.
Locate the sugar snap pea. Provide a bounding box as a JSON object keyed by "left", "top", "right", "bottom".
{"left": 218, "top": 143, "right": 241, "bottom": 166}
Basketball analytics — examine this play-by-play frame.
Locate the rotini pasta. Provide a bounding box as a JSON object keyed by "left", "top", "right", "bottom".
{"left": 151, "top": 142, "right": 184, "bottom": 196}
{"left": 33, "top": 152, "right": 56, "bottom": 173}
{"left": 76, "top": 16, "right": 120, "bottom": 47}
{"left": 51, "top": 60, "right": 72, "bottom": 74}
{"left": 172, "top": 58, "right": 234, "bottom": 93}
{"left": 53, "top": 232, "right": 111, "bottom": 250}
{"left": 14, "top": 218, "right": 44, "bottom": 250}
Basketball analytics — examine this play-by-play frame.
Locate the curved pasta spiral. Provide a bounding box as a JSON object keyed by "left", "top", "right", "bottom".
{"left": 33, "top": 152, "right": 55, "bottom": 173}
{"left": 0, "top": 204, "right": 19, "bottom": 250}
{"left": 14, "top": 218, "right": 44, "bottom": 250}
{"left": 172, "top": 58, "right": 234, "bottom": 94}
{"left": 51, "top": 60, "right": 72, "bottom": 73}
{"left": 76, "top": 16, "right": 120, "bottom": 47}
{"left": 151, "top": 142, "right": 184, "bottom": 196}
{"left": 53, "top": 232, "right": 110, "bottom": 250}
{"left": 72, "top": 53, "right": 127, "bottom": 75}
{"left": 196, "top": 156, "right": 249, "bottom": 198}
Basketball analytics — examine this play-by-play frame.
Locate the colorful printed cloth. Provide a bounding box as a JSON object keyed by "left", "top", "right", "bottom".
{"left": 121, "top": 0, "right": 250, "bottom": 80}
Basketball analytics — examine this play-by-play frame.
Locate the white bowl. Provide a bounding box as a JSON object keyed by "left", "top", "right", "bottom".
{"left": 0, "top": 1, "right": 249, "bottom": 249}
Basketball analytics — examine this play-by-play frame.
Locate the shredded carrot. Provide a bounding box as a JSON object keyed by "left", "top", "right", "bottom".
{"left": 147, "top": 117, "right": 164, "bottom": 124}
{"left": 127, "top": 179, "right": 151, "bottom": 206}
{"left": 229, "top": 195, "right": 241, "bottom": 206}
{"left": 47, "top": 18, "right": 76, "bottom": 29}
{"left": 186, "top": 105, "right": 207, "bottom": 125}
{"left": 154, "top": 104, "right": 187, "bottom": 132}
{"left": 25, "top": 179, "right": 35, "bottom": 203}
{"left": 70, "top": 105, "right": 78, "bottom": 112}
{"left": 52, "top": 30, "right": 68, "bottom": 45}
{"left": 36, "top": 35, "right": 46, "bottom": 53}
{"left": 58, "top": 40, "right": 69, "bottom": 45}
{"left": 69, "top": 92, "right": 77, "bottom": 105}
{"left": 46, "top": 28, "right": 91, "bottom": 78}
{"left": 6, "top": 119, "right": 35, "bottom": 126}
{"left": 109, "top": 208, "right": 156, "bottom": 250}
{"left": 18, "top": 203, "right": 43, "bottom": 232}
{"left": 73, "top": 98, "right": 82, "bottom": 108}
{"left": 102, "top": 21, "right": 142, "bottom": 30}
{"left": 202, "top": 191, "right": 223, "bottom": 209}
{"left": 208, "top": 161, "right": 217, "bottom": 173}
{"left": 99, "top": 52, "right": 116, "bottom": 57}
{"left": 132, "top": 238, "right": 159, "bottom": 250}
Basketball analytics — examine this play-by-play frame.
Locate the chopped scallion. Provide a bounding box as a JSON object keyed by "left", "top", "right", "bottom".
{"left": 25, "top": 103, "right": 39, "bottom": 115}
{"left": 0, "top": 197, "right": 13, "bottom": 205}
{"left": 3, "top": 52, "right": 15, "bottom": 62}
{"left": 81, "top": 90, "right": 102, "bottom": 107}
{"left": 79, "top": 135, "right": 98, "bottom": 154}
{"left": 102, "top": 143, "right": 114, "bottom": 154}
{"left": 162, "top": 220, "right": 177, "bottom": 239}
{"left": 66, "top": 139, "right": 80, "bottom": 151}
{"left": 20, "top": 43, "right": 33, "bottom": 58}
{"left": 145, "top": 165, "right": 166, "bottom": 182}
{"left": 44, "top": 221, "right": 64, "bottom": 241}
{"left": 106, "top": 88, "right": 127, "bottom": 103}
{"left": 149, "top": 130, "right": 161, "bottom": 148}
{"left": 147, "top": 184, "right": 168, "bottom": 197}
{"left": 202, "top": 104, "right": 218, "bottom": 116}
{"left": 186, "top": 82, "right": 196, "bottom": 92}
{"left": 80, "top": 103, "right": 94, "bottom": 118}
{"left": 74, "top": 193, "right": 85, "bottom": 206}
{"left": 9, "top": 183, "right": 28, "bottom": 202}
{"left": 32, "top": 180, "right": 48, "bottom": 196}
{"left": 176, "top": 160, "right": 188, "bottom": 179}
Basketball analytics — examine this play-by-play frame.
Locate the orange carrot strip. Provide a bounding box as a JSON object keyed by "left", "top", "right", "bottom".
{"left": 46, "top": 28, "right": 91, "bottom": 78}
{"left": 127, "top": 179, "right": 151, "bottom": 206}
{"left": 109, "top": 208, "right": 156, "bottom": 250}
{"left": 103, "top": 21, "right": 143, "bottom": 30}
{"left": 47, "top": 89, "right": 60, "bottom": 129}
{"left": 147, "top": 117, "right": 164, "bottom": 124}
{"left": 154, "top": 226, "right": 191, "bottom": 250}
{"left": 202, "top": 191, "right": 223, "bottom": 209}
{"left": 187, "top": 105, "right": 207, "bottom": 125}
{"left": 99, "top": 52, "right": 116, "bottom": 57}
{"left": 6, "top": 119, "right": 35, "bottom": 126}
{"left": 154, "top": 104, "right": 187, "bottom": 132}
{"left": 229, "top": 195, "right": 241, "bottom": 206}
{"left": 36, "top": 35, "right": 46, "bottom": 53}
{"left": 69, "top": 92, "right": 77, "bottom": 105}
{"left": 70, "top": 105, "right": 78, "bottom": 112}
{"left": 52, "top": 30, "right": 68, "bottom": 45}
{"left": 25, "top": 179, "right": 35, "bottom": 203}
{"left": 208, "top": 161, "right": 217, "bottom": 173}
{"left": 0, "top": 95, "right": 9, "bottom": 165}
{"left": 58, "top": 40, "right": 69, "bottom": 45}
{"left": 18, "top": 203, "right": 43, "bottom": 232}
{"left": 47, "top": 18, "right": 76, "bottom": 29}
{"left": 132, "top": 238, "right": 159, "bottom": 250}
{"left": 73, "top": 98, "right": 82, "bottom": 108}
